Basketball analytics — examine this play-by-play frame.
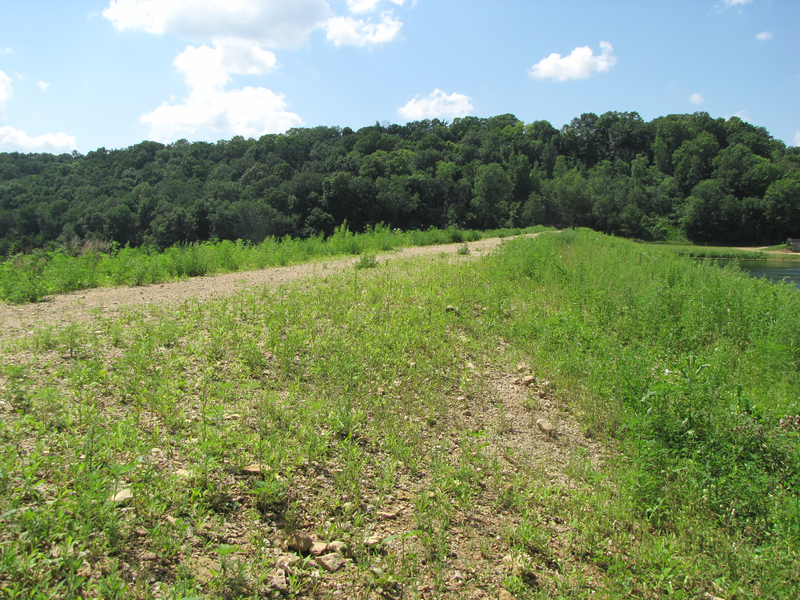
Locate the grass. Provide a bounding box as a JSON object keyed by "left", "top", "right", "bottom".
{"left": 640, "top": 241, "right": 800, "bottom": 260}
{"left": 0, "top": 230, "right": 798, "bottom": 598}
{"left": 0, "top": 224, "right": 548, "bottom": 305}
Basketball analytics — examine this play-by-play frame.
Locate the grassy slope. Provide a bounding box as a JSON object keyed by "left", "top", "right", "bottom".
{"left": 0, "top": 231, "right": 798, "bottom": 599}
{"left": 0, "top": 226, "right": 548, "bottom": 305}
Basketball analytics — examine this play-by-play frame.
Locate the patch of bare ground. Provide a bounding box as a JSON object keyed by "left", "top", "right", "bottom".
{"left": 0, "top": 235, "right": 528, "bottom": 340}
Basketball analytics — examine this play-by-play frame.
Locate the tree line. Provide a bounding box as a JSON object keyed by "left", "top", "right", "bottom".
{"left": 1, "top": 110, "right": 798, "bottom": 255}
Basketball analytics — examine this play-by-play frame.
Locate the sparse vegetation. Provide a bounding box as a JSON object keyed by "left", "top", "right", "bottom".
{"left": 0, "top": 230, "right": 798, "bottom": 598}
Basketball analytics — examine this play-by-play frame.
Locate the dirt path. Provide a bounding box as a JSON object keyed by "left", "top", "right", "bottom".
{"left": 0, "top": 235, "right": 530, "bottom": 340}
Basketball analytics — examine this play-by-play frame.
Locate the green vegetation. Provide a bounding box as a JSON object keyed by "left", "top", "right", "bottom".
{"left": 0, "top": 231, "right": 797, "bottom": 598}
{"left": 1, "top": 112, "right": 799, "bottom": 261}
{"left": 0, "top": 224, "right": 543, "bottom": 304}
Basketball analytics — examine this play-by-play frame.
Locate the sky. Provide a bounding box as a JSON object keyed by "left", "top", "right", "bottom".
{"left": 0, "top": 0, "right": 798, "bottom": 154}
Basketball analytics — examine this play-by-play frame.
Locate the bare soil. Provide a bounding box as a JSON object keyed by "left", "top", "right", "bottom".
{"left": 0, "top": 236, "right": 522, "bottom": 340}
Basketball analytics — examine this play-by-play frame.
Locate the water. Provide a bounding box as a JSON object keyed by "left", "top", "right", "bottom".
{"left": 730, "top": 259, "right": 800, "bottom": 289}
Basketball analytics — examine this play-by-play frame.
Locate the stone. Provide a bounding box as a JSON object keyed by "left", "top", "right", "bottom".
{"left": 287, "top": 532, "right": 313, "bottom": 553}
{"left": 309, "top": 542, "right": 328, "bottom": 556}
{"left": 364, "top": 535, "right": 383, "bottom": 549}
{"left": 326, "top": 541, "right": 352, "bottom": 558}
{"left": 377, "top": 511, "right": 397, "bottom": 521}
{"left": 174, "top": 469, "right": 191, "bottom": 478}
{"left": 141, "top": 551, "right": 157, "bottom": 561}
{"left": 377, "top": 387, "right": 385, "bottom": 396}
{"left": 225, "top": 413, "right": 241, "bottom": 421}
{"left": 517, "top": 362, "right": 528, "bottom": 372}
{"left": 315, "top": 553, "right": 346, "bottom": 573}
{"left": 109, "top": 488, "right": 133, "bottom": 503}
{"left": 462, "top": 409, "right": 472, "bottom": 417}
{"left": 445, "top": 305, "right": 461, "bottom": 316}
{"left": 243, "top": 463, "right": 268, "bottom": 475}
{"left": 276, "top": 555, "right": 302, "bottom": 572}
{"left": 192, "top": 557, "right": 219, "bottom": 583}
{"left": 498, "top": 590, "right": 517, "bottom": 600}
{"left": 270, "top": 568, "right": 289, "bottom": 594}
{"left": 521, "top": 375, "right": 535, "bottom": 386}
{"left": 536, "top": 419, "right": 553, "bottom": 435}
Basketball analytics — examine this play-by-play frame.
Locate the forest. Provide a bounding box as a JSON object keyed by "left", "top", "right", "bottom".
{"left": 0, "top": 110, "right": 798, "bottom": 255}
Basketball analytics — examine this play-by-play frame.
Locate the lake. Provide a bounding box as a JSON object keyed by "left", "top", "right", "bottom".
{"left": 730, "top": 259, "right": 800, "bottom": 289}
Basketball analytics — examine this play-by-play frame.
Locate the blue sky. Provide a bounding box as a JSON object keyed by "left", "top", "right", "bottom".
{"left": 0, "top": 0, "right": 798, "bottom": 154}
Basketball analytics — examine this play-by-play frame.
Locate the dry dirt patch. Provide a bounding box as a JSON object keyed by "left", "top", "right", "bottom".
{"left": 0, "top": 235, "right": 526, "bottom": 340}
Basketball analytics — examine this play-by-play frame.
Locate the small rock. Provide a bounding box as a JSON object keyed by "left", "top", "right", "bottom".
{"left": 511, "top": 377, "right": 520, "bottom": 385}
{"left": 316, "top": 553, "right": 346, "bottom": 573}
{"left": 243, "top": 463, "right": 268, "bottom": 475}
{"left": 536, "top": 419, "right": 553, "bottom": 436}
{"left": 445, "top": 305, "right": 461, "bottom": 316}
{"left": 501, "top": 554, "right": 514, "bottom": 568}
{"left": 270, "top": 568, "right": 289, "bottom": 594}
{"left": 109, "top": 488, "right": 133, "bottom": 503}
{"left": 141, "top": 551, "right": 157, "bottom": 561}
{"left": 377, "top": 387, "right": 385, "bottom": 395}
{"left": 498, "top": 590, "right": 517, "bottom": 600}
{"left": 192, "top": 557, "right": 219, "bottom": 583}
{"left": 462, "top": 409, "right": 472, "bottom": 417}
{"left": 287, "top": 532, "right": 313, "bottom": 553}
{"left": 276, "top": 555, "right": 302, "bottom": 572}
{"left": 326, "top": 541, "right": 352, "bottom": 558}
{"left": 521, "top": 375, "right": 536, "bottom": 386}
{"left": 174, "top": 469, "right": 191, "bottom": 478}
{"left": 310, "top": 542, "right": 328, "bottom": 556}
{"left": 364, "top": 535, "right": 383, "bottom": 548}
{"left": 77, "top": 561, "right": 93, "bottom": 578}
{"left": 165, "top": 515, "right": 177, "bottom": 525}
{"left": 377, "top": 511, "right": 397, "bottom": 521}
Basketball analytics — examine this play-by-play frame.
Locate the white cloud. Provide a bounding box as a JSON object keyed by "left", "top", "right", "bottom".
{"left": 37, "top": 81, "right": 50, "bottom": 92}
{"left": 0, "top": 70, "right": 12, "bottom": 106}
{"left": 529, "top": 41, "right": 616, "bottom": 82}
{"left": 326, "top": 12, "right": 403, "bottom": 47}
{"left": 174, "top": 37, "right": 277, "bottom": 92}
{"left": 733, "top": 110, "right": 750, "bottom": 121}
{"left": 347, "top": 0, "right": 411, "bottom": 13}
{"left": 103, "top": 0, "right": 329, "bottom": 47}
{"left": 722, "top": 0, "right": 753, "bottom": 6}
{"left": 0, "top": 47, "right": 11, "bottom": 55}
{"left": 140, "top": 39, "right": 301, "bottom": 142}
{"left": 398, "top": 89, "right": 474, "bottom": 121}
{"left": 756, "top": 31, "right": 772, "bottom": 41}
{"left": 690, "top": 93, "right": 704, "bottom": 104}
{"left": 0, "top": 126, "right": 77, "bottom": 153}
{"left": 347, "top": 0, "right": 382, "bottom": 12}
{"left": 794, "top": 131, "right": 800, "bottom": 147}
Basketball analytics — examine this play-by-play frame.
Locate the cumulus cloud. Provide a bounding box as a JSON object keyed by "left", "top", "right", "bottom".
{"left": 37, "top": 81, "right": 50, "bottom": 92}
{"left": 756, "top": 31, "right": 772, "bottom": 41}
{"left": 398, "top": 89, "right": 474, "bottom": 121}
{"left": 103, "top": 0, "right": 329, "bottom": 47}
{"left": 690, "top": 93, "right": 704, "bottom": 104}
{"left": 0, "top": 70, "right": 12, "bottom": 107}
{"left": 347, "top": 0, "right": 412, "bottom": 13}
{"left": 326, "top": 12, "right": 403, "bottom": 47}
{"left": 529, "top": 41, "right": 616, "bottom": 82}
{"left": 173, "top": 38, "right": 277, "bottom": 92}
{"left": 794, "top": 131, "right": 800, "bottom": 147}
{"left": 0, "top": 127, "right": 77, "bottom": 153}
{"left": 140, "top": 39, "right": 302, "bottom": 142}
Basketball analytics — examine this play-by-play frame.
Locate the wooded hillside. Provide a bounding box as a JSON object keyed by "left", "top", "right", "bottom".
{"left": 1, "top": 111, "right": 798, "bottom": 254}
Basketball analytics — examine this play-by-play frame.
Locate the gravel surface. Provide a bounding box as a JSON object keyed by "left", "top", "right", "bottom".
{"left": 0, "top": 235, "right": 529, "bottom": 340}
